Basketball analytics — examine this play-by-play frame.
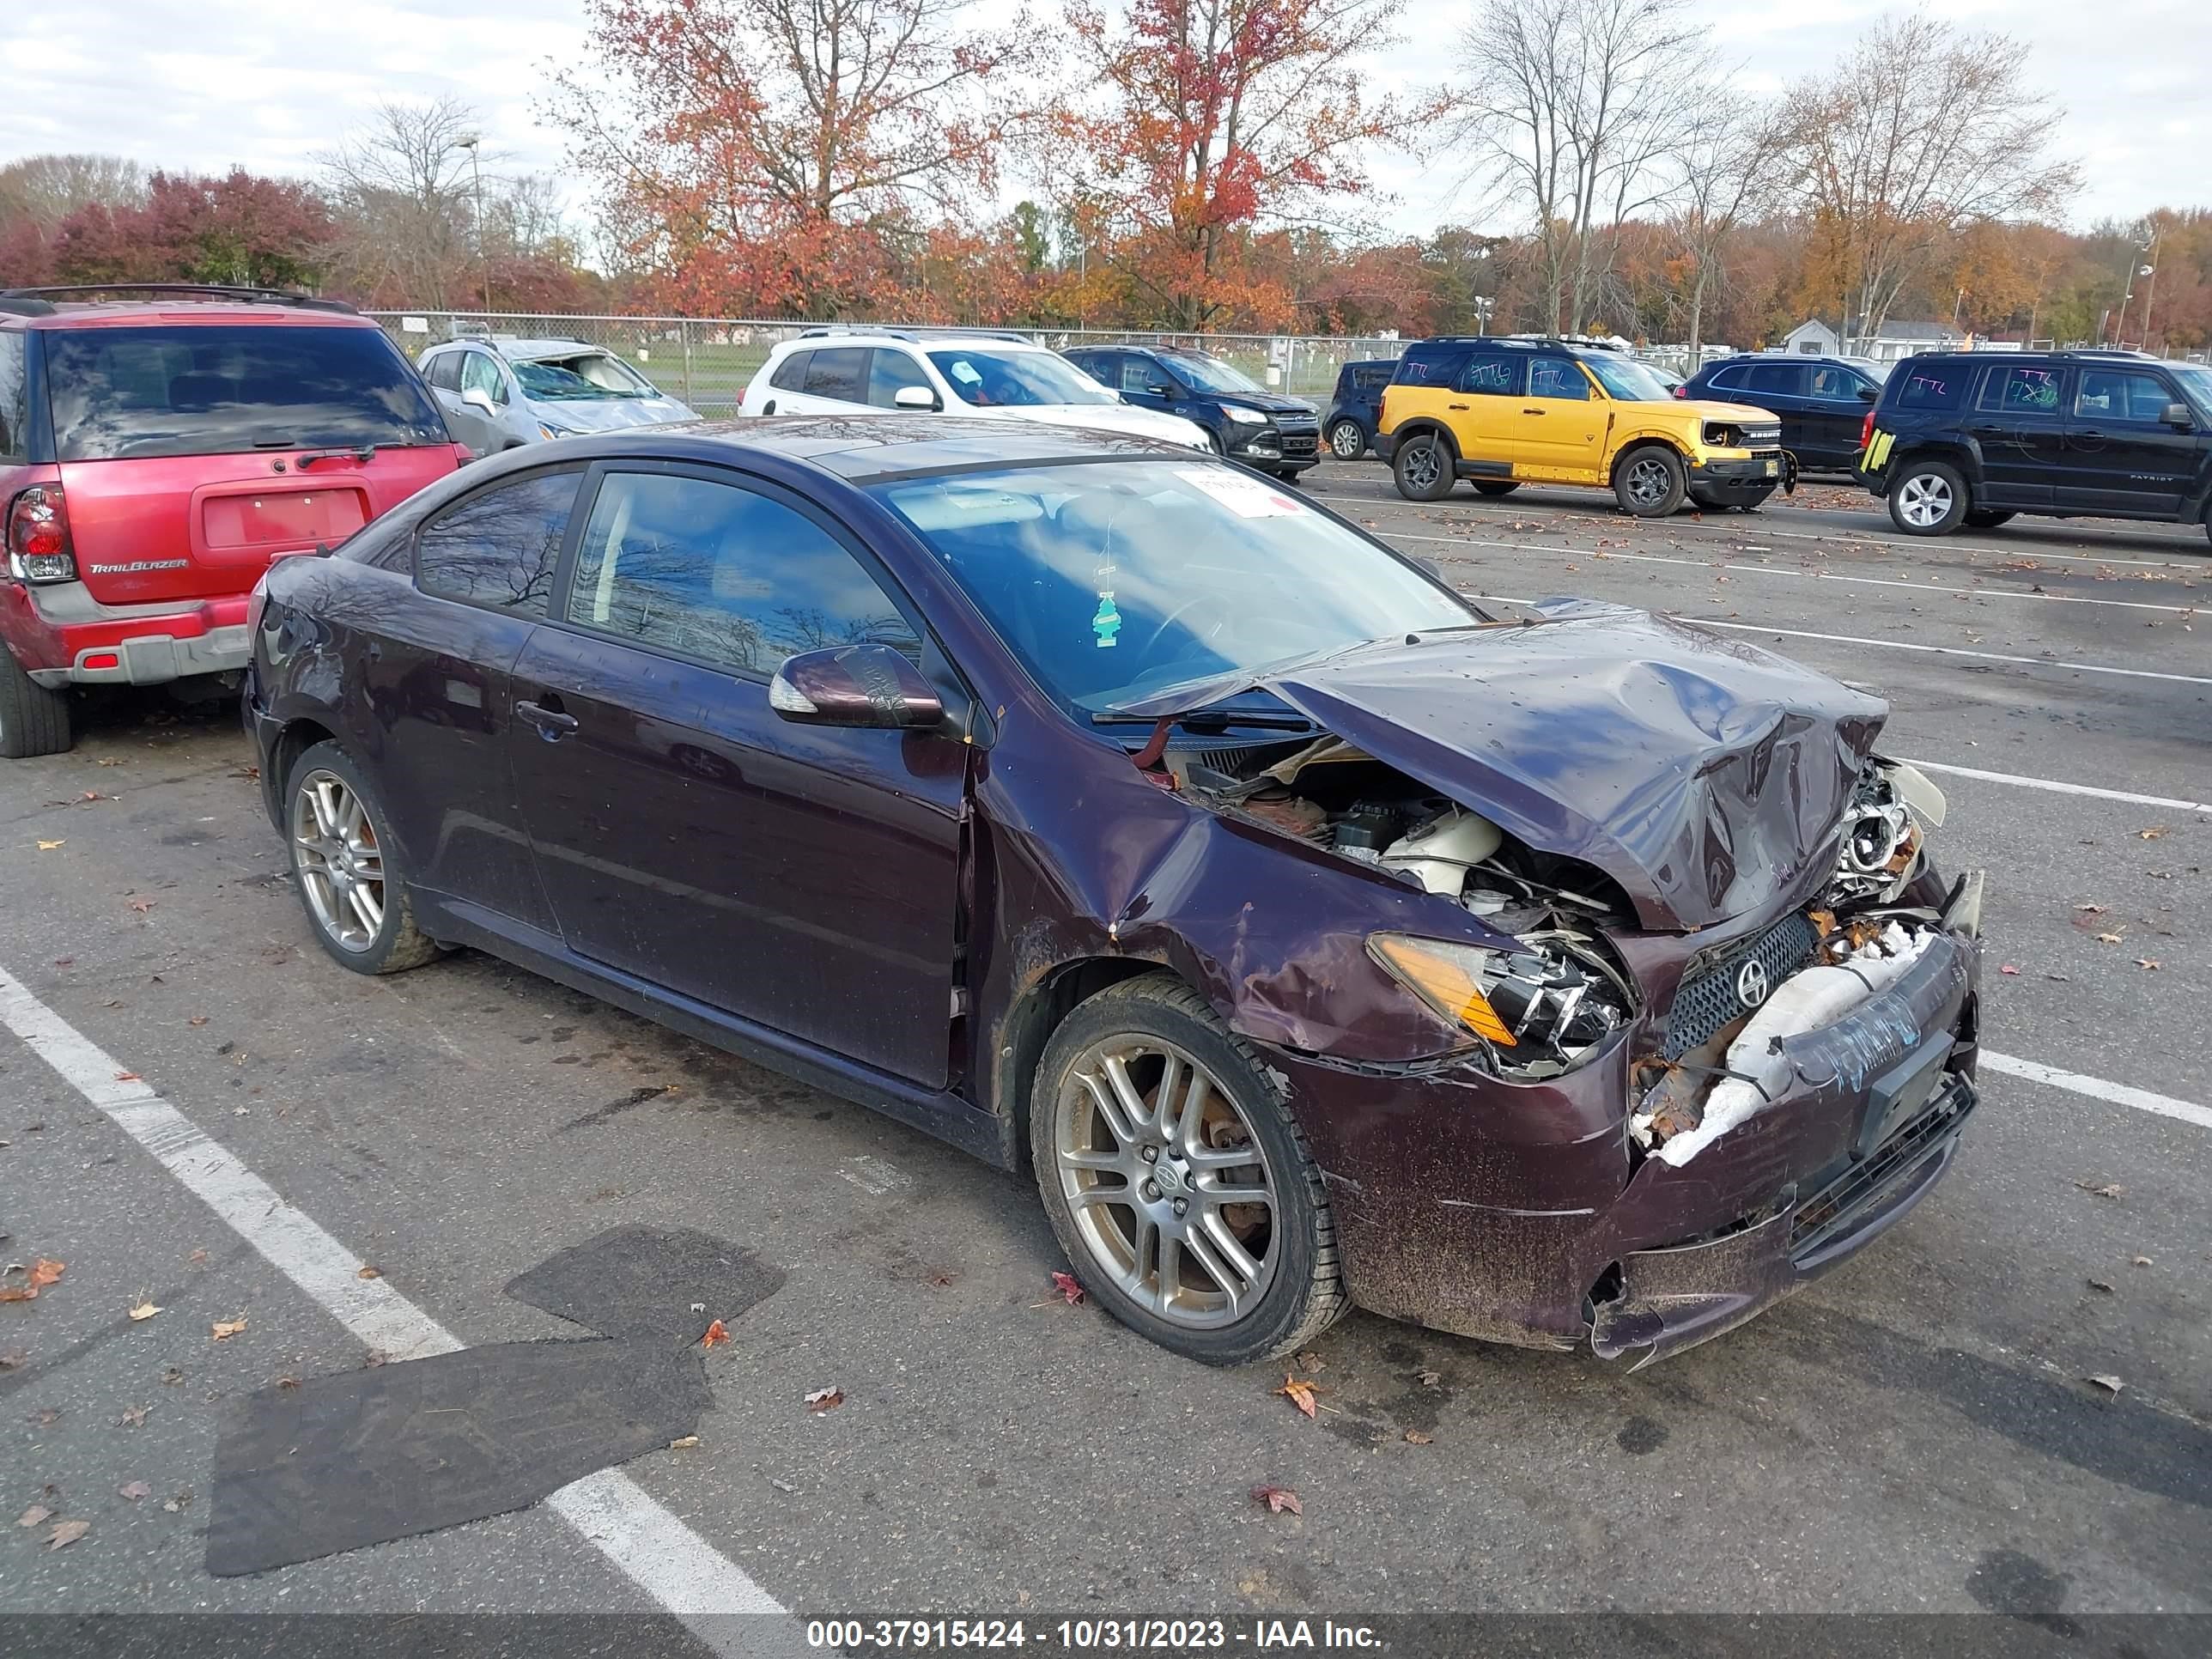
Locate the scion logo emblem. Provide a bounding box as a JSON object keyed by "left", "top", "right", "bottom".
{"left": 1735, "top": 958, "right": 1771, "bottom": 1010}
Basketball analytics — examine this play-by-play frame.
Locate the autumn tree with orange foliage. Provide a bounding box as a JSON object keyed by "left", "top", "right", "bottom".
{"left": 544, "top": 0, "right": 1036, "bottom": 317}
{"left": 1042, "top": 0, "right": 1447, "bottom": 331}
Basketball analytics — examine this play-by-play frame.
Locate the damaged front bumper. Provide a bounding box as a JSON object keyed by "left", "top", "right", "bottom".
{"left": 1271, "top": 922, "right": 1981, "bottom": 1367}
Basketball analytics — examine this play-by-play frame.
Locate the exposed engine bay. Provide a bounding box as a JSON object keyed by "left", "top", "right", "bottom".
{"left": 1153, "top": 731, "right": 1971, "bottom": 1146}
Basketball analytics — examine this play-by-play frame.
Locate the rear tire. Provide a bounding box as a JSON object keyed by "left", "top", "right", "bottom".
{"left": 283, "top": 740, "right": 443, "bottom": 975}
{"left": 1471, "top": 480, "right": 1521, "bottom": 498}
{"left": 1328, "top": 419, "right": 1367, "bottom": 459}
{"left": 1964, "top": 509, "right": 2014, "bottom": 530}
{"left": 0, "top": 653, "right": 71, "bottom": 759}
{"left": 1393, "top": 434, "right": 1455, "bottom": 501}
{"left": 1888, "top": 459, "right": 1969, "bottom": 535}
{"left": 1614, "top": 444, "right": 1686, "bottom": 517}
{"left": 1030, "top": 975, "right": 1346, "bottom": 1366}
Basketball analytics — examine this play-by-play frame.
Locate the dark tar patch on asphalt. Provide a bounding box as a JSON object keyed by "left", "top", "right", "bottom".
{"left": 205, "top": 1226, "right": 784, "bottom": 1577}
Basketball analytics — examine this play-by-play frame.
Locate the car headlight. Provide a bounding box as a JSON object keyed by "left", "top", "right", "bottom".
{"left": 1221, "top": 404, "right": 1267, "bottom": 424}
{"left": 538, "top": 422, "right": 573, "bottom": 440}
{"left": 1369, "top": 932, "right": 1632, "bottom": 1079}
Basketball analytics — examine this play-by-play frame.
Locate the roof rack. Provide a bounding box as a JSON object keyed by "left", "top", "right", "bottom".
{"left": 0, "top": 295, "right": 58, "bottom": 317}
{"left": 0, "top": 283, "right": 357, "bottom": 314}
{"left": 797, "top": 325, "right": 1034, "bottom": 345}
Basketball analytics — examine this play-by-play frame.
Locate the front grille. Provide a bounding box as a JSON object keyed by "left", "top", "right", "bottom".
{"left": 1742, "top": 424, "right": 1781, "bottom": 447}
{"left": 1662, "top": 910, "right": 1820, "bottom": 1059}
{"left": 1279, "top": 432, "right": 1319, "bottom": 458}
{"left": 1790, "top": 1075, "right": 1976, "bottom": 1258}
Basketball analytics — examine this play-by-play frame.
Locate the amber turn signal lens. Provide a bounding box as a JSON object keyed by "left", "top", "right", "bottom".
{"left": 1368, "top": 934, "right": 1517, "bottom": 1048}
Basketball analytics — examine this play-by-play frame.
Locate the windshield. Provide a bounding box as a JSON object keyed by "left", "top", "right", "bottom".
{"left": 927, "top": 348, "right": 1116, "bottom": 407}
{"left": 1165, "top": 353, "right": 1265, "bottom": 395}
{"left": 513, "top": 352, "right": 655, "bottom": 401}
{"left": 872, "top": 460, "right": 1474, "bottom": 714}
{"left": 1583, "top": 356, "right": 1677, "bottom": 402}
{"left": 44, "top": 325, "right": 448, "bottom": 461}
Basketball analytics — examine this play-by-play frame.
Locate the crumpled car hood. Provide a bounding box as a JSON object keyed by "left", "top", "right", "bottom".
{"left": 1247, "top": 605, "right": 1886, "bottom": 930}
{"left": 527, "top": 397, "right": 696, "bottom": 433}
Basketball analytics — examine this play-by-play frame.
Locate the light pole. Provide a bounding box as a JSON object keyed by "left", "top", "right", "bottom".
{"left": 2138, "top": 232, "right": 2161, "bottom": 353}
{"left": 456, "top": 134, "right": 489, "bottom": 315}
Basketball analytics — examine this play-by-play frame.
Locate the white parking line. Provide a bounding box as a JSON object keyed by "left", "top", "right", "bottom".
{"left": 1385, "top": 528, "right": 2197, "bottom": 615}
{"left": 0, "top": 962, "right": 799, "bottom": 1653}
{"left": 1455, "top": 592, "right": 2212, "bottom": 687}
{"left": 1902, "top": 761, "right": 2212, "bottom": 816}
{"left": 1981, "top": 1053, "right": 2212, "bottom": 1133}
{"left": 1312, "top": 488, "right": 2209, "bottom": 572}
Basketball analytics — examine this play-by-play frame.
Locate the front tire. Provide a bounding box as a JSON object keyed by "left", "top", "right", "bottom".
{"left": 1030, "top": 975, "right": 1346, "bottom": 1365}
{"left": 1328, "top": 419, "right": 1367, "bottom": 460}
{"left": 1393, "top": 434, "right": 1455, "bottom": 501}
{"left": 1471, "top": 480, "right": 1521, "bottom": 498}
{"left": 0, "top": 653, "right": 71, "bottom": 759}
{"left": 283, "top": 740, "right": 442, "bottom": 975}
{"left": 1614, "top": 444, "right": 1686, "bottom": 517}
{"left": 1889, "top": 459, "right": 1969, "bottom": 535}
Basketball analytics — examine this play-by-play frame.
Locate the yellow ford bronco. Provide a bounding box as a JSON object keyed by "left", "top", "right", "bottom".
{"left": 1376, "top": 337, "right": 1784, "bottom": 516}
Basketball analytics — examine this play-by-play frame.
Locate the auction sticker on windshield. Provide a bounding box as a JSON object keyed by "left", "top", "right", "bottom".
{"left": 1176, "top": 468, "right": 1304, "bottom": 517}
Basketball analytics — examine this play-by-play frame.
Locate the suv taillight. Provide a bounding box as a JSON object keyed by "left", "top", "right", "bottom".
{"left": 1861, "top": 409, "right": 1876, "bottom": 449}
{"left": 5, "top": 485, "right": 76, "bottom": 584}
{"left": 1673, "top": 384, "right": 1687, "bottom": 398}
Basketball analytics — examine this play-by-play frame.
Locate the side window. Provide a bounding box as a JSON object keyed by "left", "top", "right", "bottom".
{"left": 1747, "top": 363, "right": 1808, "bottom": 397}
{"left": 769, "top": 349, "right": 811, "bottom": 392}
{"left": 2075, "top": 369, "right": 2176, "bottom": 423}
{"left": 461, "top": 351, "right": 508, "bottom": 405}
{"left": 1978, "top": 364, "right": 2065, "bottom": 416}
{"left": 1706, "top": 364, "right": 1747, "bottom": 391}
{"left": 1120, "top": 356, "right": 1164, "bottom": 394}
{"left": 1397, "top": 347, "right": 1466, "bottom": 386}
{"left": 1357, "top": 367, "right": 1393, "bottom": 391}
{"left": 424, "top": 351, "right": 463, "bottom": 392}
{"left": 1456, "top": 356, "right": 1524, "bottom": 396}
{"left": 1893, "top": 365, "right": 1967, "bottom": 411}
{"left": 1527, "top": 357, "right": 1589, "bottom": 401}
{"left": 1808, "top": 364, "right": 1859, "bottom": 399}
{"left": 866, "top": 348, "right": 934, "bottom": 409}
{"left": 565, "top": 472, "right": 921, "bottom": 675}
{"left": 415, "top": 470, "right": 580, "bottom": 617}
{"left": 0, "top": 331, "right": 27, "bottom": 462}
{"left": 800, "top": 348, "right": 868, "bottom": 404}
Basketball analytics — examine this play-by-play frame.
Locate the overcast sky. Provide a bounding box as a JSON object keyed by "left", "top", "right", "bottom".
{"left": 4, "top": 0, "right": 2204, "bottom": 241}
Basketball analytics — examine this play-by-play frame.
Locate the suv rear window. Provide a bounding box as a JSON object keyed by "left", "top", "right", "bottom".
{"left": 0, "top": 331, "right": 27, "bottom": 462}
{"left": 1395, "top": 343, "right": 1468, "bottom": 386}
{"left": 1889, "top": 362, "right": 1969, "bottom": 412}
{"left": 43, "top": 325, "right": 448, "bottom": 462}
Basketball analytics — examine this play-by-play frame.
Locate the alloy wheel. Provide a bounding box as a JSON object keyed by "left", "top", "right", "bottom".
{"left": 1897, "top": 472, "right": 1954, "bottom": 528}
{"left": 1052, "top": 1036, "right": 1279, "bottom": 1328}
{"left": 1625, "top": 456, "right": 1674, "bottom": 508}
{"left": 1330, "top": 420, "right": 1364, "bottom": 459}
{"left": 290, "top": 769, "right": 386, "bottom": 953}
{"left": 1402, "top": 442, "right": 1441, "bottom": 491}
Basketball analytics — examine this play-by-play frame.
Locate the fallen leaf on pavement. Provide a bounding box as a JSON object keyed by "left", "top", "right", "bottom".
{"left": 17, "top": 1504, "right": 52, "bottom": 1529}
{"left": 1275, "top": 1373, "right": 1320, "bottom": 1419}
{"left": 699, "top": 1319, "right": 729, "bottom": 1348}
{"left": 46, "top": 1519, "right": 89, "bottom": 1550}
{"left": 356, "top": 1266, "right": 381, "bottom": 1279}
{"left": 2135, "top": 958, "right": 2160, "bottom": 970}
{"left": 210, "top": 1316, "right": 247, "bottom": 1340}
{"left": 117, "top": 1405, "right": 149, "bottom": 1427}
{"left": 2134, "top": 1255, "right": 2154, "bottom": 1267}
{"left": 2136, "top": 825, "right": 2168, "bottom": 840}
{"left": 2087, "top": 1374, "right": 2124, "bottom": 1395}
{"left": 1250, "top": 1485, "right": 1303, "bottom": 1516}
{"left": 2094, "top": 932, "right": 2123, "bottom": 945}
{"left": 36, "top": 840, "right": 64, "bottom": 852}
{"left": 128, "top": 898, "right": 155, "bottom": 915}
{"left": 1418, "top": 1370, "right": 1442, "bottom": 1389}
{"left": 0, "top": 1352, "right": 24, "bottom": 1371}
{"left": 161, "top": 1489, "right": 192, "bottom": 1513}
{"left": 1, "top": 1259, "right": 65, "bottom": 1302}
{"left": 113, "top": 1071, "right": 140, "bottom": 1082}
{"left": 1998, "top": 963, "right": 2019, "bottom": 975}
{"left": 2074, "top": 1181, "right": 2125, "bottom": 1200}
{"left": 118, "top": 1481, "right": 150, "bottom": 1502}
{"left": 188, "top": 1016, "right": 208, "bottom": 1027}
{"left": 1404, "top": 1429, "right": 1433, "bottom": 1444}
{"left": 1050, "top": 1271, "right": 1085, "bottom": 1305}
{"left": 804, "top": 1385, "right": 844, "bottom": 1413}
{"left": 668, "top": 1435, "right": 701, "bottom": 1449}
{"left": 2087, "top": 1279, "right": 2114, "bottom": 1294}
{"left": 127, "top": 1301, "right": 161, "bottom": 1322}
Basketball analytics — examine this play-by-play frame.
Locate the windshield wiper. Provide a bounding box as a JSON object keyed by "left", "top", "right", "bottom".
{"left": 1091, "top": 704, "right": 1316, "bottom": 731}
{"left": 297, "top": 445, "right": 376, "bottom": 468}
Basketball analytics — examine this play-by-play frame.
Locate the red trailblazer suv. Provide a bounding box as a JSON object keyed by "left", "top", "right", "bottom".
{"left": 0, "top": 285, "right": 465, "bottom": 757}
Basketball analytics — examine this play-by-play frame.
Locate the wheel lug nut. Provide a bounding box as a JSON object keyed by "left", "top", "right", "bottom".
{"left": 1140, "top": 1146, "right": 1158, "bottom": 1163}
{"left": 1172, "top": 1198, "right": 1188, "bottom": 1218}
{"left": 1141, "top": 1180, "right": 1159, "bottom": 1200}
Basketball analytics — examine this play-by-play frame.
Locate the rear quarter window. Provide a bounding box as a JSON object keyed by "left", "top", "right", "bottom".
{"left": 1394, "top": 344, "right": 1468, "bottom": 386}
{"left": 769, "top": 349, "right": 811, "bottom": 392}
{"left": 415, "top": 469, "right": 582, "bottom": 617}
{"left": 43, "top": 324, "right": 449, "bottom": 462}
{"left": 0, "top": 330, "right": 27, "bottom": 462}
{"left": 1888, "top": 362, "right": 1969, "bottom": 413}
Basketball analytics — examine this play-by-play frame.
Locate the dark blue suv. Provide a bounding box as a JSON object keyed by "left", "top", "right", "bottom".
{"left": 1322, "top": 358, "right": 1400, "bottom": 459}
{"left": 1681, "top": 356, "right": 1884, "bottom": 473}
{"left": 1060, "top": 345, "right": 1321, "bottom": 479}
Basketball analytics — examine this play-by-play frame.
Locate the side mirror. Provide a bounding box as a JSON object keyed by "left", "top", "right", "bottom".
{"left": 892, "top": 385, "right": 939, "bottom": 411}
{"left": 460, "top": 386, "right": 498, "bottom": 416}
{"left": 2162, "top": 401, "right": 2194, "bottom": 429}
{"left": 1147, "top": 383, "right": 1177, "bottom": 398}
{"left": 769, "top": 643, "right": 942, "bottom": 730}
{"left": 1858, "top": 385, "right": 1880, "bottom": 402}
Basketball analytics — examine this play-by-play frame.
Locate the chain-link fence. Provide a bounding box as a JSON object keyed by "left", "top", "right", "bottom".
{"left": 366, "top": 311, "right": 1408, "bottom": 415}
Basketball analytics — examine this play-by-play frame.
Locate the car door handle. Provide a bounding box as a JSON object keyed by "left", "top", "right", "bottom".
{"left": 1965, "top": 423, "right": 2007, "bottom": 436}
{"left": 1522, "top": 408, "right": 1547, "bottom": 416}
{"left": 515, "top": 698, "right": 579, "bottom": 740}
{"left": 1448, "top": 402, "right": 1469, "bottom": 410}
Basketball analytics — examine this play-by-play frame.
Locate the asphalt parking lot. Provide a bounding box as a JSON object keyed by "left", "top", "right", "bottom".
{"left": 2, "top": 461, "right": 2207, "bottom": 1644}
